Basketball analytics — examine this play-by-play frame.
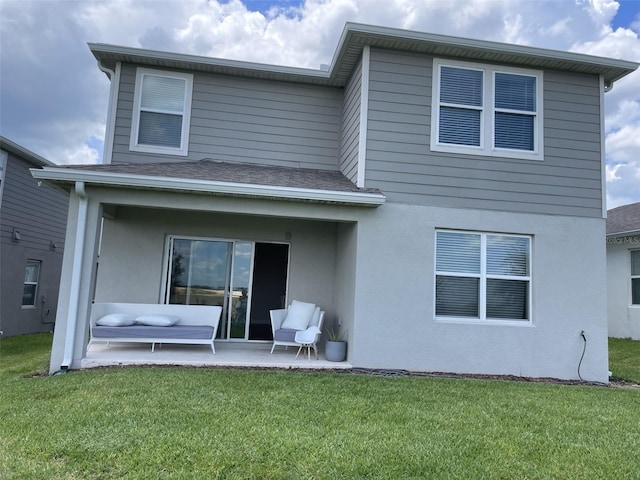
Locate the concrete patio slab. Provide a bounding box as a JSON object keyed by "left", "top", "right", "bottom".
{"left": 81, "top": 341, "right": 352, "bottom": 370}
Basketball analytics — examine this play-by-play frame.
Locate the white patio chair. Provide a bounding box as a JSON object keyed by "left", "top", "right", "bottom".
{"left": 295, "top": 326, "right": 322, "bottom": 361}
{"left": 270, "top": 304, "right": 325, "bottom": 354}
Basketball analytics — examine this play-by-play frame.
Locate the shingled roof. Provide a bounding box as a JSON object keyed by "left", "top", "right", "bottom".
{"left": 54, "top": 159, "right": 380, "bottom": 194}
{"left": 32, "top": 159, "right": 385, "bottom": 206}
{"left": 607, "top": 202, "right": 640, "bottom": 235}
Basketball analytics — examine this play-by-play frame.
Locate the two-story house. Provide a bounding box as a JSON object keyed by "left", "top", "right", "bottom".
{"left": 32, "top": 23, "right": 638, "bottom": 381}
{"left": 1, "top": 136, "right": 69, "bottom": 337}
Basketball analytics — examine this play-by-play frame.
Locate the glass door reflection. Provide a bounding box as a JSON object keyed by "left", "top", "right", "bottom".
{"left": 167, "top": 238, "right": 232, "bottom": 338}
{"left": 229, "top": 242, "right": 253, "bottom": 339}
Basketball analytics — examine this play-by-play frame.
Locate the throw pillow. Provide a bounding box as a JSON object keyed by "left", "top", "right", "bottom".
{"left": 96, "top": 313, "right": 136, "bottom": 327}
{"left": 135, "top": 314, "right": 180, "bottom": 327}
{"left": 281, "top": 300, "right": 316, "bottom": 331}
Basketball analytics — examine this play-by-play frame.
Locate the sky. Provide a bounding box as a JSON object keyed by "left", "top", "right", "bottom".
{"left": 0, "top": 0, "right": 639, "bottom": 208}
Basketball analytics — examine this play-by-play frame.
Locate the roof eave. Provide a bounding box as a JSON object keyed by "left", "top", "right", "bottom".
{"left": 30, "top": 167, "right": 386, "bottom": 207}
{"left": 89, "top": 22, "right": 639, "bottom": 88}
{"left": 331, "top": 23, "right": 639, "bottom": 85}
{"left": 607, "top": 229, "right": 640, "bottom": 238}
{"left": 0, "top": 136, "right": 55, "bottom": 167}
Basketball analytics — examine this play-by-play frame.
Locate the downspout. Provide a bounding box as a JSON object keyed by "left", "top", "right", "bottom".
{"left": 600, "top": 75, "right": 608, "bottom": 219}
{"left": 60, "top": 181, "right": 88, "bottom": 371}
{"left": 97, "top": 60, "right": 120, "bottom": 164}
{"left": 357, "top": 45, "right": 370, "bottom": 188}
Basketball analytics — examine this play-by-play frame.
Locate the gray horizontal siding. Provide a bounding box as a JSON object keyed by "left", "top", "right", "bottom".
{"left": 0, "top": 151, "right": 66, "bottom": 336}
{"left": 339, "top": 57, "right": 362, "bottom": 183}
{"left": 112, "top": 64, "right": 342, "bottom": 170}
{"left": 364, "top": 48, "right": 604, "bottom": 217}
{"left": 0, "top": 153, "right": 68, "bottom": 252}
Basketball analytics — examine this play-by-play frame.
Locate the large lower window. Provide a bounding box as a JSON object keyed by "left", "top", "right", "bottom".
{"left": 632, "top": 251, "right": 640, "bottom": 305}
{"left": 130, "top": 68, "right": 193, "bottom": 156}
{"left": 435, "top": 230, "right": 531, "bottom": 322}
{"left": 22, "top": 260, "right": 41, "bottom": 307}
{"left": 431, "top": 59, "right": 543, "bottom": 161}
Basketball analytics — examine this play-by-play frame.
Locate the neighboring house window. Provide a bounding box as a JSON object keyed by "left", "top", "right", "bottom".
{"left": 130, "top": 68, "right": 193, "bottom": 156}
{"left": 632, "top": 251, "right": 640, "bottom": 305}
{"left": 431, "top": 59, "right": 543, "bottom": 161}
{"left": 435, "top": 230, "right": 531, "bottom": 322}
{"left": 22, "top": 260, "right": 41, "bottom": 307}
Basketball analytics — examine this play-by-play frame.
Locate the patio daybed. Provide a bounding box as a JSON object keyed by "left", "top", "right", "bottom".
{"left": 89, "top": 303, "right": 223, "bottom": 353}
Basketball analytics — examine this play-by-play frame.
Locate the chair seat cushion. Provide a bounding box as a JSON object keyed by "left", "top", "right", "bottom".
{"left": 274, "top": 328, "right": 298, "bottom": 342}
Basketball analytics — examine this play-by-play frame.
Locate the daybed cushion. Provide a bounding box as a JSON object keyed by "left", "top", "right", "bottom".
{"left": 92, "top": 325, "right": 214, "bottom": 340}
{"left": 96, "top": 313, "right": 136, "bottom": 327}
{"left": 280, "top": 300, "right": 315, "bottom": 331}
{"left": 135, "top": 314, "right": 180, "bottom": 327}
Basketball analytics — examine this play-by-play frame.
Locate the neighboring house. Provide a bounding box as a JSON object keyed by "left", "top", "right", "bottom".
{"left": 0, "top": 136, "right": 69, "bottom": 337}
{"left": 32, "top": 23, "right": 638, "bottom": 381}
{"left": 607, "top": 202, "right": 640, "bottom": 340}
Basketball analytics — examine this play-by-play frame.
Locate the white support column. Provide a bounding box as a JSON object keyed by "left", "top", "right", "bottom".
{"left": 60, "top": 182, "right": 88, "bottom": 369}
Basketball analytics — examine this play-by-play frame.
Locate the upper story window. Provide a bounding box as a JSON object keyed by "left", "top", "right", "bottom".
{"left": 431, "top": 59, "right": 543, "bottom": 161}
{"left": 130, "top": 68, "right": 193, "bottom": 156}
{"left": 435, "top": 230, "right": 532, "bottom": 323}
{"left": 632, "top": 251, "right": 640, "bottom": 305}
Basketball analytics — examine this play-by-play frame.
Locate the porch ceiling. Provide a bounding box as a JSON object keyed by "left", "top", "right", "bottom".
{"left": 30, "top": 159, "right": 385, "bottom": 207}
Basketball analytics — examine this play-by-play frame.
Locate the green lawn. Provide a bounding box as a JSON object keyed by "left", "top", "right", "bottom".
{"left": 1, "top": 334, "right": 639, "bottom": 479}
{"left": 609, "top": 337, "right": 640, "bottom": 384}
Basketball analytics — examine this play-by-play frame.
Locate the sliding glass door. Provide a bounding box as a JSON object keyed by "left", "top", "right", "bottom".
{"left": 165, "top": 237, "right": 288, "bottom": 341}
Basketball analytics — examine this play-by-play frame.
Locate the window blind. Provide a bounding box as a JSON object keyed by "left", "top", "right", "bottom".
{"left": 440, "top": 67, "right": 483, "bottom": 106}
{"left": 486, "top": 235, "right": 529, "bottom": 276}
{"left": 436, "top": 276, "right": 479, "bottom": 317}
{"left": 138, "top": 111, "right": 183, "bottom": 148}
{"left": 436, "top": 231, "right": 481, "bottom": 274}
{"left": 141, "top": 75, "right": 186, "bottom": 112}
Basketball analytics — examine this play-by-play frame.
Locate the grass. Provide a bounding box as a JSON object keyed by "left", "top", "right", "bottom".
{"left": 1, "top": 334, "right": 639, "bottom": 479}
{"left": 609, "top": 337, "right": 640, "bottom": 384}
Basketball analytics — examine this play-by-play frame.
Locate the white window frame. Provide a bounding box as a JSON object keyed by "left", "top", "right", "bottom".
{"left": 22, "top": 260, "right": 41, "bottom": 308}
{"left": 431, "top": 58, "right": 544, "bottom": 161}
{"left": 130, "top": 68, "right": 193, "bottom": 156}
{"left": 631, "top": 250, "right": 640, "bottom": 306}
{"left": 434, "top": 230, "right": 532, "bottom": 325}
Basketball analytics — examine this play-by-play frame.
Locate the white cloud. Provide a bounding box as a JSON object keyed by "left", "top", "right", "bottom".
{"left": 0, "top": 0, "right": 638, "bottom": 206}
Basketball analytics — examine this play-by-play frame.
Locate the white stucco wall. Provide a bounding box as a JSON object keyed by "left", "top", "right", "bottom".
{"left": 333, "top": 222, "right": 358, "bottom": 340}
{"left": 607, "top": 237, "right": 640, "bottom": 340}
{"left": 96, "top": 206, "right": 339, "bottom": 318}
{"left": 50, "top": 185, "right": 610, "bottom": 382}
{"left": 349, "top": 204, "right": 609, "bottom": 383}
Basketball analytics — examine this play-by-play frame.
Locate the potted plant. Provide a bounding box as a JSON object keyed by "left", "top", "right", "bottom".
{"left": 325, "top": 327, "right": 347, "bottom": 362}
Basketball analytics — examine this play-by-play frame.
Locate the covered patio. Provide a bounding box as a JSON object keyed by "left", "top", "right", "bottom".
{"left": 31, "top": 160, "right": 384, "bottom": 374}
{"left": 81, "top": 341, "right": 352, "bottom": 370}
